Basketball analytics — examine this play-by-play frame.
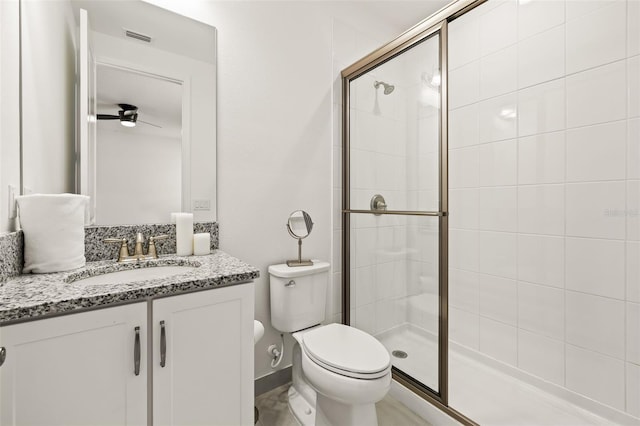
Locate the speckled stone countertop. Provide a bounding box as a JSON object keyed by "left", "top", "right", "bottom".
{"left": 0, "top": 250, "right": 259, "bottom": 325}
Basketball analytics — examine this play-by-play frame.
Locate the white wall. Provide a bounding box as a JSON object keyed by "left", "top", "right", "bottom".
{"left": 95, "top": 127, "right": 181, "bottom": 224}
{"left": 21, "top": 0, "right": 77, "bottom": 195}
{"left": 0, "top": 0, "right": 20, "bottom": 233}
{"left": 145, "top": 0, "right": 440, "bottom": 379}
{"left": 447, "top": 0, "right": 640, "bottom": 417}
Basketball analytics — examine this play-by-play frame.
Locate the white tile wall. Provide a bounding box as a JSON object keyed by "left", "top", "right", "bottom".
{"left": 518, "top": 281, "right": 564, "bottom": 340}
{"left": 630, "top": 0, "right": 640, "bottom": 56}
{"left": 566, "top": 60, "right": 626, "bottom": 128}
{"left": 450, "top": 306, "right": 479, "bottom": 349}
{"left": 517, "top": 234, "right": 564, "bottom": 288}
{"left": 566, "top": 291, "right": 625, "bottom": 359}
{"left": 628, "top": 56, "right": 639, "bottom": 118}
{"left": 565, "top": 181, "right": 626, "bottom": 240}
{"left": 517, "top": 184, "right": 564, "bottom": 236}
{"left": 479, "top": 1, "right": 517, "bottom": 56}
{"left": 449, "top": 267, "right": 479, "bottom": 313}
{"left": 448, "top": 0, "right": 639, "bottom": 417}
{"left": 628, "top": 302, "right": 640, "bottom": 364}
{"left": 479, "top": 45, "right": 517, "bottom": 99}
{"left": 449, "top": 188, "right": 478, "bottom": 230}
{"left": 479, "top": 93, "right": 518, "bottom": 143}
{"left": 450, "top": 147, "right": 479, "bottom": 189}
{"left": 565, "top": 1, "right": 626, "bottom": 74}
{"left": 479, "top": 231, "right": 517, "bottom": 279}
{"left": 449, "top": 61, "right": 480, "bottom": 109}
{"left": 479, "top": 316, "right": 517, "bottom": 366}
{"left": 565, "top": 0, "right": 619, "bottom": 22}
{"left": 566, "top": 344, "right": 626, "bottom": 411}
{"left": 629, "top": 241, "right": 640, "bottom": 303}
{"left": 628, "top": 362, "right": 640, "bottom": 417}
{"left": 479, "top": 187, "right": 518, "bottom": 232}
{"left": 518, "top": 131, "right": 565, "bottom": 184}
{"left": 518, "top": 25, "right": 564, "bottom": 89}
{"left": 479, "top": 274, "right": 517, "bottom": 325}
{"left": 518, "top": 329, "right": 564, "bottom": 386}
{"left": 449, "top": 104, "right": 479, "bottom": 149}
{"left": 478, "top": 140, "right": 517, "bottom": 186}
{"left": 518, "top": 78, "right": 565, "bottom": 136}
{"left": 565, "top": 237, "right": 625, "bottom": 299}
{"left": 629, "top": 119, "right": 640, "bottom": 178}
{"left": 566, "top": 121, "right": 627, "bottom": 182}
{"left": 449, "top": 229, "right": 479, "bottom": 272}
{"left": 517, "top": 0, "right": 564, "bottom": 40}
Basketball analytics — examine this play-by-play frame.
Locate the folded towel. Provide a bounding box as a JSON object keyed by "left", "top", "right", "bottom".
{"left": 16, "top": 194, "right": 89, "bottom": 273}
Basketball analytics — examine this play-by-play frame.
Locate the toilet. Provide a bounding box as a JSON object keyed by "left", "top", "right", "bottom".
{"left": 269, "top": 261, "right": 391, "bottom": 426}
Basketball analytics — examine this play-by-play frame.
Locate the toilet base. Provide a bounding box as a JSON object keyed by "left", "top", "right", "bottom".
{"left": 315, "top": 393, "right": 378, "bottom": 426}
{"left": 288, "top": 385, "right": 315, "bottom": 426}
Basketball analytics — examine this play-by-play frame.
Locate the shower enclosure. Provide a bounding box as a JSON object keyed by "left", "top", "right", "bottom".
{"left": 342, "top": 0, "right": 640, "bottom": 424}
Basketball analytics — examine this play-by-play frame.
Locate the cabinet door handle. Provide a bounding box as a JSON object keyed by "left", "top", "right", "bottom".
{"left": 134, "top": 327, "right": 141, "bottom": 376}
{"left": 0, "top": 347, "right": 6, "bottom": 367}
{"left": 160, "top": 320, "right": 167, "bottom": 368}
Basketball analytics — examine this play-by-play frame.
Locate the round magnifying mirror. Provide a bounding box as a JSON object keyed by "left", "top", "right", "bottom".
{"left": 287, "top": 210, "right": 313, "bottom": 239}
{"left": 286, "top": 210, "right": 314, "bottom": 267}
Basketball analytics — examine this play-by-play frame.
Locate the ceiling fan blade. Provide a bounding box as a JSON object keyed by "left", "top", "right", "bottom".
{"left": 96, "top": 114, "right": 120, "bottom": 120}
{"left": 138, "top": 119, "right": 162, "bottom": 128}
{"left": 118, "top": 103, "right": 138, "bottom": 112}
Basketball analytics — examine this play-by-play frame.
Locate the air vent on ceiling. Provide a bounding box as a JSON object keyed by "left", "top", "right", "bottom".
{"left": 124, "top": 29, "right": 152, "bottom": 43}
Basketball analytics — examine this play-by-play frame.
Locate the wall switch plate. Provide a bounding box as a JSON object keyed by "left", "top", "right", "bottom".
{"left": 193, "top": 199, "right": 211, "bottom": 211}
{"left": 8, "top": 185, "right": 17, "bottom": 219}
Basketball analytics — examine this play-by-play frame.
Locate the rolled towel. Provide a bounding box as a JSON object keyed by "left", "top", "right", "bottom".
{"left": 17, "top": 194, "right": 89, "bottom": 273}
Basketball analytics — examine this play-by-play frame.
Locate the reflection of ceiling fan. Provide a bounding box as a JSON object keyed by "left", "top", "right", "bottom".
{"left": 96, "top": 103, "right": 161, "bottom": 128}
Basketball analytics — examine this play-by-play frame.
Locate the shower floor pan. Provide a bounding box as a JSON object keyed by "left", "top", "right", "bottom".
{"left": 377, "top": 324, "right": 616, "bottom": 425}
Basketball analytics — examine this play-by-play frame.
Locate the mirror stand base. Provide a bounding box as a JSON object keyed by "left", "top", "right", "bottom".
{"left": 286, "top": 259, "right": 314, "bottom": 267}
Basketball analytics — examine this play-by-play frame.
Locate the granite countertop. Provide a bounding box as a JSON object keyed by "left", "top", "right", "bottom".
{"left": 0, "top": 250, "right": 259, "bottom": 325}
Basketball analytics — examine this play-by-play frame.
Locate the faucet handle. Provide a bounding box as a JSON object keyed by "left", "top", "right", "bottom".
{"left": 148, "top": 235, "right": 169, "bottom": 259}
{"left": 104, "top": 238, "right": 129, "bottom": 262}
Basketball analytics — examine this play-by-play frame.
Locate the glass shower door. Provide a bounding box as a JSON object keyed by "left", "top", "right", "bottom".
{"left": 343, "top": 25, "right": 447, "bottom": 397}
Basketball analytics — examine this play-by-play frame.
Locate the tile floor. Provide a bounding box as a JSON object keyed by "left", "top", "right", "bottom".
{"left": 255, "top": 383, "right": 431, "bottom": 426}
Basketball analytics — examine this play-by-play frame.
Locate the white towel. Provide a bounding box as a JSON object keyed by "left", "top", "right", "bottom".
{"left": 17, "top": 194, "right": 89, "bottom": 273}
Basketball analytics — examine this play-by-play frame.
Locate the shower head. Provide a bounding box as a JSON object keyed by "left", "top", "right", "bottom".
{"left": 374, "top": 80, "right": 394, "bottom": 95}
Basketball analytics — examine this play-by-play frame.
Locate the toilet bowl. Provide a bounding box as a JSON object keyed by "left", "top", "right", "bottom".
{"left": 269, "top": 262, "right": 392, "bottom": 426}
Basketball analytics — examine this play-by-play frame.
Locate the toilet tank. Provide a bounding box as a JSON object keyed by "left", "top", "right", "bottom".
{"left": 269, "top": 261, "right": 330, "bottom": 333}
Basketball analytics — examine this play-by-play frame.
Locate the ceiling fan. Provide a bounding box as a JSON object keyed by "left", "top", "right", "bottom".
{"left": 96, "top": 103, "right": 161, "bottom": 128}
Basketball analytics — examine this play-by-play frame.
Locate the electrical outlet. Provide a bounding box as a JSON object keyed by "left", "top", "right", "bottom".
{"left": 8, "top": 185, "right": 16, "bottom": 219}
{"left": 193, "top": 199, "right": 211, "bottom": 211}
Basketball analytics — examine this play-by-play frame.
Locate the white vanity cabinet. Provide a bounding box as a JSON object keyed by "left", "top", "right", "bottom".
{"left": 153, "top": 283, "right": 255, "bottom": 426}
{"left": 0, "top": 282, "right": 254, "bottom": 426}
{"left": 0, "top": 303, "right": 148, "bottom": 425}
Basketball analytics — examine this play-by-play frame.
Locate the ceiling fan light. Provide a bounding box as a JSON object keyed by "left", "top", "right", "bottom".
{"left": 119, "top": 110, "right": 138, "bottom": 127}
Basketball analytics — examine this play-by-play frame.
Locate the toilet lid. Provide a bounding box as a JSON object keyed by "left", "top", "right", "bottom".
{"left": 302, "top": 324, "right": 390, "bottom": 378}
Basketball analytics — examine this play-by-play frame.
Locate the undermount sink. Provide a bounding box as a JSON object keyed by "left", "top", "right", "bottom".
{"left": 72, "top": 265, "right": 198, "bottom": 285}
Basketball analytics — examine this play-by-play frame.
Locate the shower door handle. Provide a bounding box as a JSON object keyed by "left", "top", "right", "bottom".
{"left": 370, "top": 194, "right": 387, "bottom": 214}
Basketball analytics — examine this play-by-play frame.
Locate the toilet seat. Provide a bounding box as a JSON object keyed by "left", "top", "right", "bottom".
{"left": 301, "top": 323, "right": 390, "bottom": 380}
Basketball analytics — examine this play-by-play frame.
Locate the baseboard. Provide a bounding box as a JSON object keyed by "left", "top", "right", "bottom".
{"left": 255, "top": 366, "right": 292, "bottom": 397}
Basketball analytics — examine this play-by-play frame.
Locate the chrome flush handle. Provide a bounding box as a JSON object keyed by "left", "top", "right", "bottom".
{"left": 285, "top": 280, "right": 296, "bottom": 288}
{"left": 0, "top": 347, "right": 6, "bottom": 367}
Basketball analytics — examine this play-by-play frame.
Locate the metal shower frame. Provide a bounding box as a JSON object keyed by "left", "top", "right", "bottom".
{"left": 340, "top": 1, "right": 486, "bottom": 424}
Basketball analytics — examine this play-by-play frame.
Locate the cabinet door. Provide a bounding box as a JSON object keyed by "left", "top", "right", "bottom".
{"left": 0, "top": 303, "right": 147, "bottom": 426}
{"left": 153, "top": 283, "right": 254, "bottom": 426}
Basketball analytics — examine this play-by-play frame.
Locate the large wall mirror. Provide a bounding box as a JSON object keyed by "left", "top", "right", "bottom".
{"left": 20, "top": 0, "right": 217, "bottom": 225}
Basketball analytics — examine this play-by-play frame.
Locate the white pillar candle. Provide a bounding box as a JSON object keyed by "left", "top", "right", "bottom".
{"left": 193, "top": 233, "right": 211, "bottom": 256}
{"left": 175, "top": 213, "right": 194, "bottom": 256}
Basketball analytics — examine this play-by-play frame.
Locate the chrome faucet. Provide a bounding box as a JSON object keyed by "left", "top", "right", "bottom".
{"left": 105, "top": 233, "right": 169, "bottom": 263}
